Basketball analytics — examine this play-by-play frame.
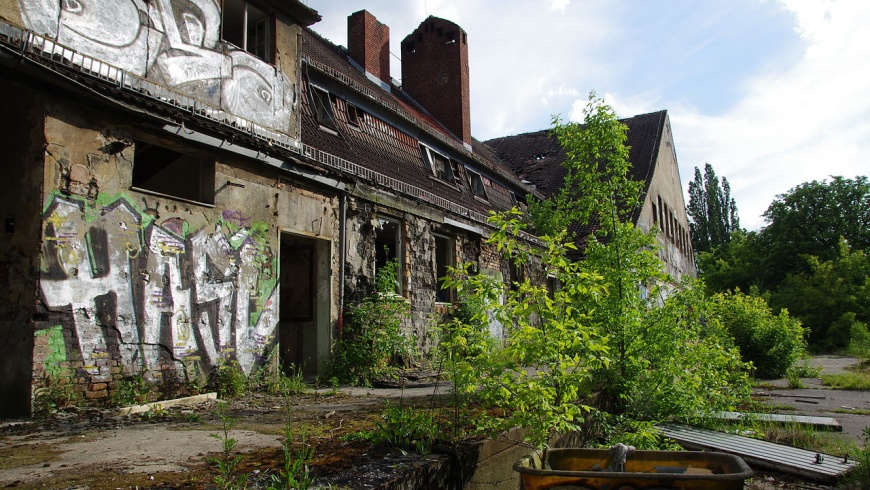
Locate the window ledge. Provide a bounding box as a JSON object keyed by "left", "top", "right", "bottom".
{"left": 130, "top": 186, "right": 215, "bottom": 208}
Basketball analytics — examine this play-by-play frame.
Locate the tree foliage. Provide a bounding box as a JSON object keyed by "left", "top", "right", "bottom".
{"left": 442, "top": 93, "right": 751, "bottom": 452}
{"left": 687, "top": 163, "right": 740, "bottom": 254}
{"left": 768, "top": 240, "right": 870, "bottom": 351}
{"left": 528, "top": 93, "right": 642, "bottom": 239}
{"left": 760, "top": 176, "right": 870, "bottom": 286}
{"left": 698, "top": 176, "right": 870, "bottom": 352}
{"left": 709, "top": 290, "right": 806, "bottom": 379}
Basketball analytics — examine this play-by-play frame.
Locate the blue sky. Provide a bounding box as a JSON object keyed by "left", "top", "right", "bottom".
{"left": 305, "top": 1, "right": 869, "bottom": 230}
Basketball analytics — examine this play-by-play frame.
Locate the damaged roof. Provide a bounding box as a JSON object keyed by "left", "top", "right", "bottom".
{"left": 299, "top": 27, "right": 539, "bottom": 219}
{"left": 484, "top": 110, "right": 668, "bottom": 237}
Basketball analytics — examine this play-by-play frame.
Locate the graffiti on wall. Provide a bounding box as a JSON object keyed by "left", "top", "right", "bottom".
{"left": 39, "top": 193, "right": 278, "bottom": 382}
{"left": 17, "top": 0, "right": 293, "bottom": 130}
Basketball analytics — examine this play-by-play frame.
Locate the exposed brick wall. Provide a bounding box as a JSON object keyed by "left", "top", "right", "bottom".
{"left": 400, "top": 17, "right": 471, "bottom": 146}
{"left": 347, "top": 10, "right": 391, "bottom": 85}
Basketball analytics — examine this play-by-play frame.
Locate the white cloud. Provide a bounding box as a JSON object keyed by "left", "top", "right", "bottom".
{"left": 550, "top": 0, "right": 571, "bottom": 13}
{"left": 671, "top": 0, "right": 870, "bottom": 230}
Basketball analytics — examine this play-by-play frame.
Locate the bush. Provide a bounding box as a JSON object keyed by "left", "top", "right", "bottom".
{"left": 208, "top": 361, "right": 248, "bottom": 398}
{"left": 330, "top": 258, "right": 412, "bottom": 386}
{"left": 710, "top": 290, "right": 806, "bottom": 379}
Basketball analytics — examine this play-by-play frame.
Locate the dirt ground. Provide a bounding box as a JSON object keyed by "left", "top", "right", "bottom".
{"left": 1, "top": 358, "right": 868, "bottom": 489}
{"left": 0, "top": 385, "right": 452, "bottom": 489}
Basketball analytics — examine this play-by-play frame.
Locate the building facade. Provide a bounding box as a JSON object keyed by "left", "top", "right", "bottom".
{"left": 0, "top": 1, "right": 692, "bottom": 417}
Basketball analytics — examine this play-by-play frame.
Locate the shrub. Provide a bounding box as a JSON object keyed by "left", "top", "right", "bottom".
{"left": 208, "top": 361, "right": 248, "bottom": 398}
{"left": 710, "top": 290, "right": 806, "bottom": 379}
{"left": 330, "top": 257, "right": 412, "bottom": 386}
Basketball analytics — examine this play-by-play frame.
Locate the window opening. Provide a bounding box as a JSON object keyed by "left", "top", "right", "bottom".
{"left": 347, "top": 102, "right": 363, "bottom": 128}
{"left": 132, "top": 141, "right": 214, "bottom": 204}
{"left": 467, "top": 169, "right": 488, "bottom": 200}
{"left": 509, "top": 260, "right": 524, "bottom": 291}
{"left": 434, "top": 235, "right": 454, "bottom": 303}
{"left": 222, "top": 0, "right": 273, "bottom": 63}
{"left": 375, "top": 218, "right": 402, "bottom": 294}
{"left": 422, "top": 146, "right": 455, "bottom": 184}
{"left": 309, "top": 85, "right": 337, "bottom": 130}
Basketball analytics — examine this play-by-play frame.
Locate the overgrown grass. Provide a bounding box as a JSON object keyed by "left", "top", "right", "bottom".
{"left": 821, "top": 371, "right": 870, "bottom": 390}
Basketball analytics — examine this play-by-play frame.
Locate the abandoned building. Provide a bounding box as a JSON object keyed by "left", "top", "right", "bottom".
{"left": 486, "top": 110, "right": 696, "bottom": 280}
{"left": 0, "top": 1, "right": 694, "bottom": 417}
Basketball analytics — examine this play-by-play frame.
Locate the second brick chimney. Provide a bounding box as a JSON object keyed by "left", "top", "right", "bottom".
{"left": 401, "top": 17, "right": 471, "bottom": 148}
{"left": 347, "top": 10, "right": 390, "bottom": 89}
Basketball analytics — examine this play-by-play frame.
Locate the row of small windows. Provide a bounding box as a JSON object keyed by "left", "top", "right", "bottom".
{"left": 652, "top": 195, "right": 690, "bottom": 256}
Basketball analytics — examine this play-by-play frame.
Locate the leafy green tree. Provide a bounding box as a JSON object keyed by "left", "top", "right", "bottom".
{"left": 687, "top": 163, "right": 740, "bottom": 254}
{"left": 759, "top": 176, "right": 870, "bottom": 287}
{"left": 442, "top": 93, "right": 751, "bottom": 453}
{"left": 697, "top": 230, "right": 765, "bottom": 294}
{"left": 768, "top": 240, "right": 870, "bottom": 351}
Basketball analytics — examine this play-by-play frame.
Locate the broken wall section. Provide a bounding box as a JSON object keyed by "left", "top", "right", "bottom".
{"left": 30, "top": 95, "right": 340, "bottom": 406}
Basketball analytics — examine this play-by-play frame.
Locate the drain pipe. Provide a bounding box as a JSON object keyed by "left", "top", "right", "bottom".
{"left": 338, "top": 192, "right": 347, "bottom": 338}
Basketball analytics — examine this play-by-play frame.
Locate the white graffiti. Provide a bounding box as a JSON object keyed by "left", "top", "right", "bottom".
{"left": 17, "top": 0, "right": 293, "bottom": 130}
{"left": 40, "top": 196, "right": 278, "bottom": 379}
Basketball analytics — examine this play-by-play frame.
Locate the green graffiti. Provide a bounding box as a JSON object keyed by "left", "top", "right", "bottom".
{"left": 35, "top": 325, "right": 67, "bottom": 377}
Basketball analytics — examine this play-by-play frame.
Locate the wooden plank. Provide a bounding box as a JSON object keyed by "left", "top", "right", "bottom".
{"left": 707, "top": 411, "right": 842, "bottom": 431}
{"left": 656, "top": 423, "right": 857, "bottom": 484}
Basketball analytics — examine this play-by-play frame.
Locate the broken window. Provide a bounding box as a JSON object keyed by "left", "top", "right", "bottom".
{"left": 222, "top": 0, "right": 274, "bottom": 63}
{"left": 347, "top": 102, "right": 363, "bottom": 128}
{"left": 375, "top": 218, "right": 402, "bottom": 294}
{"left": 132, "top": 141, "right": 215, "bottom": 205}
{"left": 466, "top": 169, "right": 488, "bottom": 200}
{"left": 309, "top": 84, "right": 337, "bottom": 130}
{"left": 421, "top": 145, "right": 456, "bottom": 185}
{"left": 434, "top": 234, "right": 454, "bottom": 303}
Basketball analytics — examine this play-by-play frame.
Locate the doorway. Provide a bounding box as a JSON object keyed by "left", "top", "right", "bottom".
{"left": 278, "top": 233, "right": 330, "bottom": 377}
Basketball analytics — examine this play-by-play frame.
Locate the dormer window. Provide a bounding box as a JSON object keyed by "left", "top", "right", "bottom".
{"left": 347, "top": 102, "right": 363, "bottom": 128}
{"left": 309, "top": 84, "right": 336, "bottom": 130}
{"left": 466, "top": 169, "right": 488, "bottom": 200}
{"left": 222, "top": 0, "right": 274, "bottom": 63}
{"left": 421, "top": 145, "right": 456, "bottom": 185}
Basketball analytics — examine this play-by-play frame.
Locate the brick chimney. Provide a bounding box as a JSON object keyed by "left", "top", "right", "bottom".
{"left": 347, "top": 10, "right": 390, "bottom": 88}
{"left": 401, "top": 17, "right": 471, "bottom": 147}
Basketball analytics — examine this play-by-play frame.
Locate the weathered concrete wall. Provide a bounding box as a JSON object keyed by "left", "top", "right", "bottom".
{"left": 0, "top": 83, "right": 45, "bottom": 416}
{"left": 637, "top": 117, "right": 696, "bottom": 280}
{"left": 31, "top": 95, "right": 340, "bottom": 403}
{"left": 8, "top": 0, "right": 301, "bottom": 135}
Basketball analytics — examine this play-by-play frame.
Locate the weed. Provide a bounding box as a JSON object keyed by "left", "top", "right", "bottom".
{"left": 183, "top": 411, "right": 204, "bottom": 423}
{"left": 208, "top": 361, "right": 248, "bottom": 399}
{"left": 822, "top": 371, "right": 870, "bottom": 390}
{"left": 842, "top": 427, "right": 870, "bottom": 489}
{"left": 110, "top": 374, "right": 149, "bottom": 407}
{"left": 32, "top": 372, "right": 77, "bottom": 417}
{"left": 209, "top": 402, "right": 249, "bottom": 490}
{"left": 330, "top": 257, "right": 414, "bottom": 386}
{"left": 789, "top": 360, "right": 823, "bottom": 378}
{"left": 267, "top": 422, "right": 313, "bottom": 490}
{"left": 349, "top": 403, "right": 436, "bottom": 454}
{"left": 785, "top": 368, "right": 805, "bottom": 389}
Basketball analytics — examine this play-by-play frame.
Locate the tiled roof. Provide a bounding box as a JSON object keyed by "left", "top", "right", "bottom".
{"left": 299, "top": 28, "right": 536, "bottom": 219}
{"left": 484, "top": 111, "right": 667, "bottom": 238}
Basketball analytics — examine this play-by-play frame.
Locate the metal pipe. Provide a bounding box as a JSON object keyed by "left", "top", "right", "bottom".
{"left": 338, "top": 193, "right": 347, "bottom": 337}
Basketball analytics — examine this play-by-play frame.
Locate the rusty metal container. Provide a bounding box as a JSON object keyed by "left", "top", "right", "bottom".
{"left": 514, "top": 448, "right": 753, "bottom": 490}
